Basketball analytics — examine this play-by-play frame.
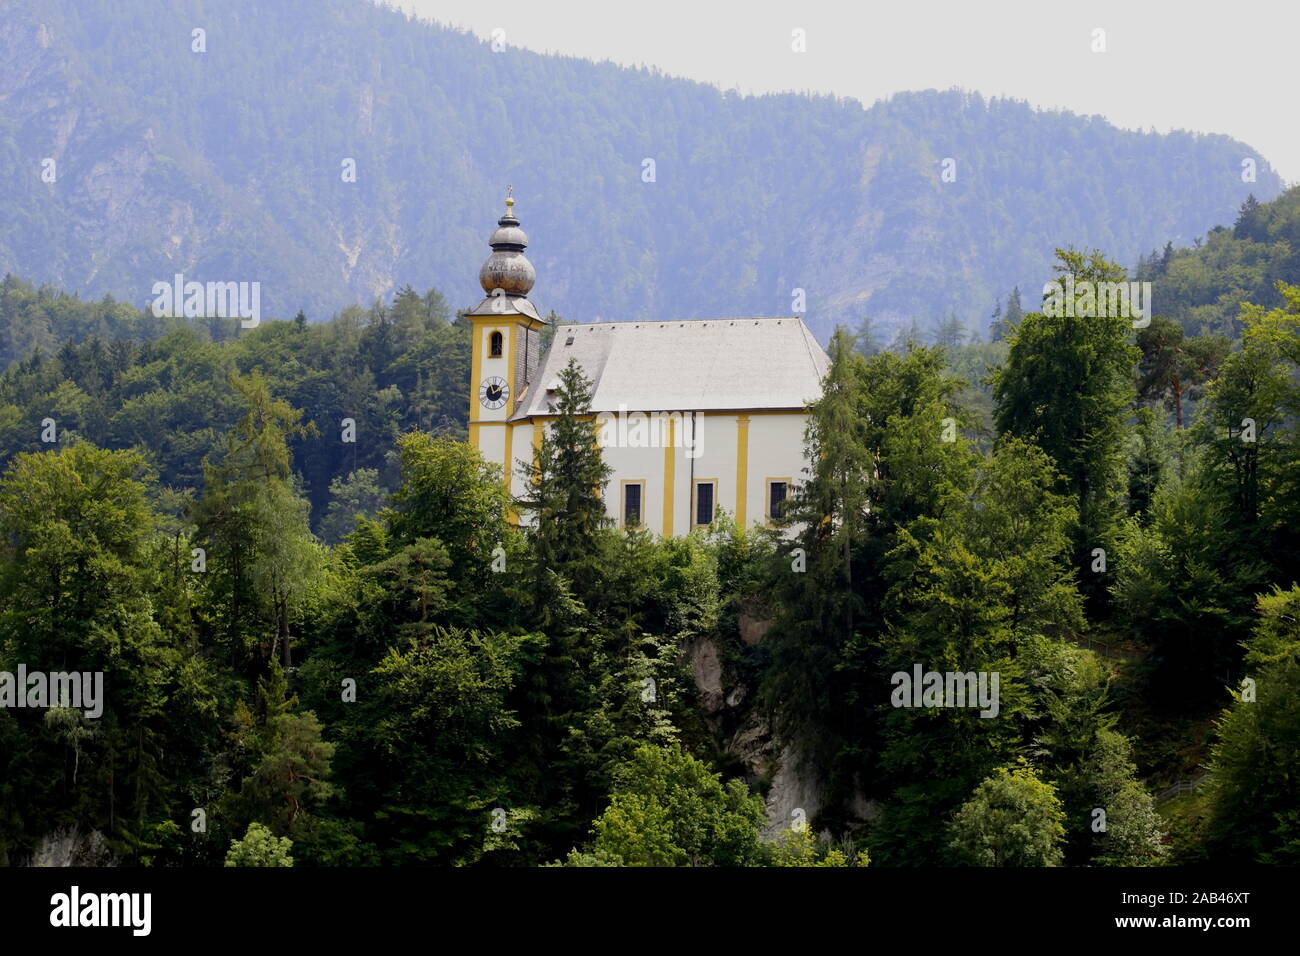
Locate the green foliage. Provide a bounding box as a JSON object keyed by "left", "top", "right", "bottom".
{"left": 319, "top": 468, "right": 386, "bottom": 546}
{"left": 765, "top": 333, "right": 972, "bottom": 772}
{"left": 360, "top": 624, "right": 530, "bottom": 864}
{"left": 1111, "top": 467, "right": 1257, "bottom": 703}
{"left": 993, "top": 249, "right": 1139, "bottom": 609}
{"left": 1135, "top": 316, "right": 1228, "bottom": 429}
{"left": 1246, "top": 585, "right": 1300, "bottom": 668}
{"left": 767, "top": 826, "right": 869, "bottom": 867}
{"left": 1136, "top": 189, "right": 1300, "bottom": 338}
{"left": 1126, "top": 407, "right": 1169, "bottom": 522}
{"left": 870, "top": 438, "right": 1082, "bottom": 863}
{"left": 224, "top": 822, "right": 294, "bottom": 867}
{"left": 0, "top": 442, "right": 221, "bottom": 862}
{"left": 190, "top": 370, "right": 323, "bottom": 668}
{"left": 947, "top": 766, "right": 1066, "bottom": 866}
{"left": 1203, "top": 586, "right": 1300, "bottom": 864}
{"left": 580, "top": 744, "right": 765, "bottom": 867}
{"left": 1198, "top": 281, "right": 1300, "bottom": 583}
{"left": 1082, "top": 731, "right": 1167, "bottom": 866}
{"left": 516, "top": 358, "right": 613, "bottom": 601}
{"left": 387, "top": 434, "right": 509, "bottom": 565}
{"left": 231, "top": 710, "right": 336, "bottom": 835}
{"left": 0, "top": 281, "right": 471, "bottom": 533}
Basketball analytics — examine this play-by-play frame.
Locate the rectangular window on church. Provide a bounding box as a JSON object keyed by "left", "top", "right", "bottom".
{"left": 693, "top": 479, "right": 716, "bottom": 528}
{"left": 767, "top": 478, "right": 790, "bottom": 524}
{"left": 621, "top": 480, "right": 644, "bottom": 528}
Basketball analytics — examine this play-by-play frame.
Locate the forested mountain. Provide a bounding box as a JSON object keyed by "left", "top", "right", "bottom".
{"left": 0, "top": 0, "right": 1284, "bottom": 340}
{"left": 1135, "top": 186, "right": 1300, "bottom": 337}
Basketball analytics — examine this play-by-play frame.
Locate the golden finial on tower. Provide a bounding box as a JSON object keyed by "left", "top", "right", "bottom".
{"left": 505, "top": 184, "right": 514, "bottom": 215}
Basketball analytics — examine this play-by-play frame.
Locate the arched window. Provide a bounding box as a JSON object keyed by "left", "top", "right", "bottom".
{"left": 489, "top": 331, "right": 504, "bottom": 358}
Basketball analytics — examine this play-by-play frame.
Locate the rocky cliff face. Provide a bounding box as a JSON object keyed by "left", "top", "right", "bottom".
{"left": 25, "top": 825, "right": 114, "bottom": 866}
{"left": 686, "top": 622, "right": 855, "bottom": 840}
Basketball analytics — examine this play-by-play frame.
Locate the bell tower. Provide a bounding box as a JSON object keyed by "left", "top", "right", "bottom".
{"left": 467, "top": 188, "right": 547, "bottom": 482}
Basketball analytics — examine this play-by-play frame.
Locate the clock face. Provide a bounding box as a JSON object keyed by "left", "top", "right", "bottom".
{"left": 479, "top": 376, "right": 509, "bottom": 409}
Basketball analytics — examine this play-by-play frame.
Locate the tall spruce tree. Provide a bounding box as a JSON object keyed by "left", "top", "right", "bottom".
{"left": 512, "top": 358, "right": 618, "bottom": 851}
{"left": 765, "top": 330, "right": 872, "bottom": 741}
{"left": 515, "top": 357, "right": 613, "bottom": 602}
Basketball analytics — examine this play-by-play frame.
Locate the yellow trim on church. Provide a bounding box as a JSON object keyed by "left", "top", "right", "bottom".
{"left": 502, "top": 420, "right": 514, "bottom": 489}
{"left": 506, "top": 324, "right": 517, "bottom": 420}
{"left": 468, "top": 323, "right": 483, "bottom": 448}
{"left": 532, "top": 421, "right": 544, "bottom": 482}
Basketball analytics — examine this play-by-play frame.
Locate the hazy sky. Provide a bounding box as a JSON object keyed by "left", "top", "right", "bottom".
{"left": 385, "top": 0, "right": 1298, "bottom": 183}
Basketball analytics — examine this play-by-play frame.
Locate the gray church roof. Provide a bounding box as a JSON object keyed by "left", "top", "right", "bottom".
{"left": 467, "top": 294, "right": 541, "bottom": 321}
{"left": 511, "top": 317, "right": 829, "bottom": 419}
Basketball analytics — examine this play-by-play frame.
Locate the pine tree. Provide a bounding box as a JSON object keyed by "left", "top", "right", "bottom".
{"left": 515, "top": 357, "right": 613, "bottom": 601}
{"left": 931, "top": 311, "right": 966, "bottom": 351}
{"left": 853, "top": 315, "right": 883, "bottom": 357}
{"left": 988, "top": 300, "right": 1005, "bottom": 341}
{"left": 1159, "top": 241, "right": 1174, "bottom": 276}
{"left": 1233, "top": 193, "right": 1266, "bottom": 242}
{"left": 762, "top": 329, "right": 875, "bottom": 763}
{"left": 1004, "top": 286, "right": 1024, "bottom": 328}
{"left": 1126, "top": 407, "right": 1168, "bottom": 522}
{"left": 1136, "top": 316, "right": 1228, "bottom": 429}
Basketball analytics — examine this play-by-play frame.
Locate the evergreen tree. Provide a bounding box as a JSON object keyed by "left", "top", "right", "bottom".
{"left": 515, "top": 358, "right": 613, "bottom": 602}
{"left": 853, "top": 315, "right": 883, "bottom": 357}
{"left": 1136, "top": 316, "right": 1228, "bottom": 428}
{"left": 319, "top": 468, "right": 386, "bottom": 546}
{"left": 931, "top": 310, "right": 966, "bottom": 351}
{"left": 1004, "top": 286, "right": 1024, "bottom": 328}
{"left": 1126, "top": 406, "right": 1169, "bottom": 522}
{"left": 1232, "top": 193, "right": 1267, "bottom": 242}
{"left": 1205, "top": 586, "right": 1300, "bottom": 863}
{"left": 764, "top": 329, "right": 872, "bottom": 744}
{"left": 987, "top": 300, "right": 1005, "bottom": 341}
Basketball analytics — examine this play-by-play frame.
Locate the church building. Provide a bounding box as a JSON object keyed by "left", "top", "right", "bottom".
{"left": 466, "top": 193, "right": 828, "bottom": 536}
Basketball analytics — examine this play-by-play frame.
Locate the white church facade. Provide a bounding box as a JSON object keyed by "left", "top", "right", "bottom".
{"left": 466, "top": 194, "right": 828, "bottom": 536}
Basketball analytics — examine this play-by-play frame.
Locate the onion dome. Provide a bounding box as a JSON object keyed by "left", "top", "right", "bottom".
{"left": 478, "top": 187, "right": 536, "bottom": 297}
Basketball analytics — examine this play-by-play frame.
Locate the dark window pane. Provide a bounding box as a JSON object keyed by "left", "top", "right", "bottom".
{"left": 770, "top": 481, "right": 787, "bottom": 520}
{"left": 489, "top": 331, "right": 503, "bottom": 357}
{"left": 696, "top": 483, "right": 713, "bottom": 525}
{"left": 624, "top": 484, "right": 642, "bottom": 526}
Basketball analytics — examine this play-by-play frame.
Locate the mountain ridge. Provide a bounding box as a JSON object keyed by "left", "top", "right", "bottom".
{"left": 0, "top": 0, "right": 1285, "bottom": 339}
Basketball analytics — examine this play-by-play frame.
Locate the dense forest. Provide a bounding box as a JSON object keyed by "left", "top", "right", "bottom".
{"left": 1, "top": 188, "right": 1298, "bottom": 868}
{"left": 0, "top": 0, "right": 1283, "bottom": 342}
